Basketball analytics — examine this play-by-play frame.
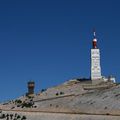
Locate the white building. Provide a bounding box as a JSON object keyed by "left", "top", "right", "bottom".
{"left": 90, "top": 31, "right": 116, "bottom": 83}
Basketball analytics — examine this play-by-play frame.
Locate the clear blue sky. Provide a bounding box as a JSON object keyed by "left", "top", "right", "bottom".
{"left": 0, "top": 0, "right": 120, "bottom": 101}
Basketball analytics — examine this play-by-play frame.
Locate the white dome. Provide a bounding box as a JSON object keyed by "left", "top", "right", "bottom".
{"left": 93, "top": 38, "right": 97, "bottom": 42}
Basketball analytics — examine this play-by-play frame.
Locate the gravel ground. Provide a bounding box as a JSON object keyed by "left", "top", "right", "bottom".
{"left": 1, "top": 111, "right": 120, "bottom": 120}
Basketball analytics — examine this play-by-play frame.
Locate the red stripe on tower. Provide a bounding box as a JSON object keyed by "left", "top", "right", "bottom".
{"left": 92, "top": 31, "right": 97, "bottom": 49}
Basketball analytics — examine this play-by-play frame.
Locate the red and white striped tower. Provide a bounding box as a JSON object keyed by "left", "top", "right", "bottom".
{"left": 92, "top": 31, "right": 97, "bottom": 49}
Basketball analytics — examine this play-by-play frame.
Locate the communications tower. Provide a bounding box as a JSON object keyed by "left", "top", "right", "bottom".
{"left": 91, "top": 31, "right": 102, "bottom": 81}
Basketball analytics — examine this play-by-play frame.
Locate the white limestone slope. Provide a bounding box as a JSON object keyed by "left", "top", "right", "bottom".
{"left": 1, "top": 80, "right": 120, "bottom": 119}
